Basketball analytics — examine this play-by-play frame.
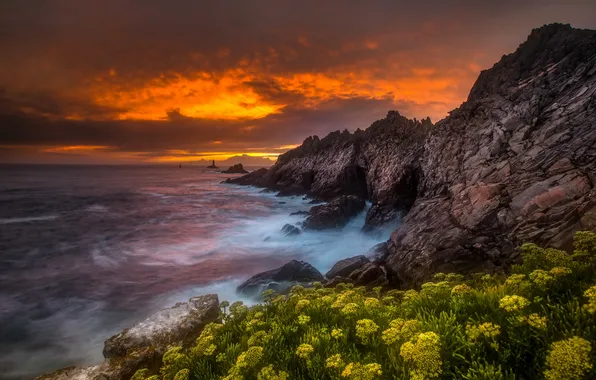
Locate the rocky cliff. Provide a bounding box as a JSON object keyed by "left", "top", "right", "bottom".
{"left": 228, "top": 23, "right": 596, "bottom": 286}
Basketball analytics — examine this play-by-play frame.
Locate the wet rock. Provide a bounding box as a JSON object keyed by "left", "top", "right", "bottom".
{"left": 290, "top": 210, "right": 309, "bottom": 216}
{"left": 36, "top": 295, "right": 220, "bottom": 380}
{"left": 325, "top": 255, "right": 369, "bottom": 279}
{"left": 367, "top": 242, "right": 389, "bottom": 263}
{"left": 222, "top": 163, "right": 249, "bottom": 174}
{"left": 281, "top": 224, "right": 301, "bottom": 236}
{"left": 223, "top": 168, "right": 268, "bottom": 185}
{"left": 303, "top": 195, "right": 365, "bottom": 230}
{"left": 237, "top": 260, "right": 324, "bottom": 297}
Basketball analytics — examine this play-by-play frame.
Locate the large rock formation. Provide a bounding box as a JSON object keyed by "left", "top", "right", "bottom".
{"left": 227, "top": 24, "right": 596, "bottom": 286}
{"left": 36, "top": 295, "right": 219, "bottom": 380}
{"left": 303, "top": 195, "right": 366, "bottom": 230}
{"left": 222, "top": 163, "right": 249, "bottom": 174}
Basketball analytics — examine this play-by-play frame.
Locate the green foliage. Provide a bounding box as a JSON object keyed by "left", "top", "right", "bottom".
{"left": 143, "top": 231, "right": 596, "bottom": 379}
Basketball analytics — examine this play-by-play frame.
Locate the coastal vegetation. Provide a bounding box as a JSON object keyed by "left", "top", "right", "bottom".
{"left": 134, "top": 231, "right": 596, "bottom": 380}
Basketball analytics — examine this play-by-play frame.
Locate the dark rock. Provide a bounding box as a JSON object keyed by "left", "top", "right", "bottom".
{"left": 237, "top": 260, "right": 324, "bottom": 297}
{"left": 290, "top": 210, "right": 309, "bottom": 216}
{"left": 303, "top": 195, "right": 366, "bottom": 230}
{"left": 324, "top": 276, "right": 354, "bottom": 288}
{"left": 325, "top": 255, "right": 369, "bottom": 279}
{"left": 351, "top": 263, "right": 388, "bottom": 287}
{"left": 224, "top": 168, "right": 268, "bottom": 185}
{"left": 36, "top": 295, "right": 220, "bottom": 380}
{"left": 281, "top": 224, "right": 301, "bottom": 236}
{"left": 367, "top": 242, "right": 389, "bottom": 263}
{"left": 222, "top": 163, "right": 249, "bottom": 174}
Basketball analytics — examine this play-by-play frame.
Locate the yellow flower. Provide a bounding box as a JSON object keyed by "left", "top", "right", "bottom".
{"left": 341, "top": 362, "right": 382, "bottom": 379}
{"left": 382, "top": 319, "right": 421, "bottom": 345}
{"left": 297, "top": 314, "right": 311, "bottom": 325}
{"left": 505, "top": 274, "right": 526, "bottom": 286}
{"left": 400, "top": 332, "right": 442, "bottom": 380}
{"left": 321, "top": 295, "right": 334, "bottom": 304}
{"left": 326, "top": 354, "right": 344, "bottom": 369}
{"left": 331, "top": 328, "right": 344, "bottom": 339}
{"left": 295, "top": 299, "right": 311, "bottom": 311}
{"left": 257, "top": 365, "right": 288, "bottom": 380}
{"left": 191, "top": 334, "right": 217, "bottom": 356}
{"left": 518, "top": 313, "right": 547, "bottom": 330}
{"left": 451, "top": 284, "right": 472, "bottom": 296}
{"left": 381, "top": 296, "right": 395, "bottom": 304}
{"left": 236, "top": 346, "right": 264, "bottom": 368}
{"left": 529, "top": 269, "right": 554, "bottom": 287}
{"left": 499, "top": 295, "right": 530, "bottom": 312}
{"left": 341, "top": 302, "right": 359, "bottom": 315}
{"left": 550, "top": 266, "right": 572, "bottom": 277}
{"left": 544, "top": 337, "right": 592, "bottom": 380}
{"left": 355, "top": 319, "right": 379, "bottom": 344}
{"left": 466, "top": 322, "right": 500, "bottom": 342}
{"left": 364, "top": 297, "right": 380, "bottom": 308}
{"left": 248, "top": 331, "right": 271, "bottom": 347}
{"left": 173, "top": 369, "right": 189, "bottom": 380}
{"left": 296, "top": 343, "right": 314, "bottom": 359}
{"left": 332, "top": 290, "right": 356, "bottom": 308}
{"left": 403, "top": 290, "right": 419, "bottom": 302}
{"left": 583, "top": 285, "right": 596, "bottom": 314}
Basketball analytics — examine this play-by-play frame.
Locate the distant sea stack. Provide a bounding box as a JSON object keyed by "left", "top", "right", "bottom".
{"left": 222, "top": 163, "right": 249, "bottom": 174}
{"left": 227, "top": 23, "right": 596, "bottom": 287}
{"left": 206, "top": 160, "right": 218, "bottom": 169}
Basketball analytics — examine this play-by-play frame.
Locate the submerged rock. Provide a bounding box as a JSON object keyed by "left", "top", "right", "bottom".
{"left": 222, "top": 163, "right": 249, "bottom": 174}
{"left": 303, "top": 195, "right": 365, "bottom": 230}
{"left": 36, "top": 294, "right": 219, "bottom": 380}
{"left": 237, "top": 260, "right": 324, "bottom": 297}
{"left": 281, "top": 223, "right": 301, "bottom": 236}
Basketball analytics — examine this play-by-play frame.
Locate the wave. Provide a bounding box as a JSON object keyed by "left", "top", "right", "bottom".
{"left": 0, "top": 215, "right": 58, "bottom": 224}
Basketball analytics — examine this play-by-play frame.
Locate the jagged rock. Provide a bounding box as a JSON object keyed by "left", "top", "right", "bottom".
{"left": 303, "top": 195, "right": 366, "bottom": 230}
{"left": 350, "top": 262, "right": 388, "bottom": 287}
{"left": 36, "top": 295, "right": 219, "bottom": 380}
{"left": 237, "top": 260, "right": 324, "bottom": 296}
{"left": 325, "top": 255, "right": 370, "bottom": 279}
{"left": 281, "top": 224, "right": 301, "bottom": 236}
{"left": 223, "top": 168, "right": 268, "bottom": 185}
{"left": 324, "top": 275, "right": 354, "bottom": 288}
{"left": 387, "top": 23, "right": 596, "bottom": 285}
{"left": 222, "top": 163, "right": 249, "bottom": 174}
{"left": 290, "top": 210, "right": 309, "bottom": 216}
{"left": 227, "top": 24, "right": 596, "bottom": 286}
{"left": 366, "top": 242, "right": 389, "bottom": 263}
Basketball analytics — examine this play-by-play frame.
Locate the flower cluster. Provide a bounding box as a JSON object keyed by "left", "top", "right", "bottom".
{"left": 518, "top": 313, "right": 547, "bottom": 329}
{"left": 400, "top": 332, "right": 442, "bottom": 380}
{"left": 236, "top": 346, "right": 263, "bottom": 369}
{"left": 466, "top": 322, "right": 501, "bottom": 342}
{"left": 295, "top": 343, "right": 314, "bottom": 359}
{"left": 297, "top": 314, "right": 311, "bottom": 325}
{"left": 584, "top": 285, "right": 596, "bottom": 313}
{"left": 341, "top": 302, "right": 359, "bottom": 315}
{"left": 499, "top": 295, "right": 530, "bottom": 312}
{"left": 505, "top": 273, "right": 526, "bottom": 286}
{"left": 326, "top": 354, "right": 344, "bottom": 369}
{"left": 381, "top": 318, "right": 421, "bottom": 345}
{"left": 451, "top": 284, "right": 472, "bottom": 295}
{"left": 331, "top": 328, "right": 344, "bottom": 339}
{"left": 364, "top": 297, "right": 380, "bottom": 308}
{"left": 173, "top": 369, "right": 189, "bottom": 380}
{"left": 549, "top": 266, "right": 572, "bottom": 277}
{"left": 331, "top": 290, "right": 356, "bottom": 309}
{"left": 257, "top": 365, "right": 288, "bottom": 380}
{"left": 529, "top": 269, "right": 554, "bottom": 287}
{"left": 295, "top": 299, "right": 311, "bottom": 311}
{"left": 544, "top": 337, "right": 592, "bottom": 380}
{"left": 355, "top": 319, "right": 379, "bottom": 344}
{"left": 341, "top": 362, "right": 382, "bottom": 380}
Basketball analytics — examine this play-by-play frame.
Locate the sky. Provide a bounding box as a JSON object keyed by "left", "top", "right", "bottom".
{"left": 1, "top": 1, "right": 595, "bottom": 164}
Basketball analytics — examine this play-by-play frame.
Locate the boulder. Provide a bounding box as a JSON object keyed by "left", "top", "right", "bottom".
{"left": 281, "top": 223, "right": 301, "bottom": 236}
{"left": 36, "top": 295, "right": 219, "bottom": 380}
{"left": 303, "top": 195, "right": 366, "bottom": 230}
{"left": 222, "top": 163, "right": 249, "bottom": 174}
{"left": 325, "top": 255, "right": 369, "bottom": 279}
{"left": 237, "top": 260, "right": 324, "bottom": 296}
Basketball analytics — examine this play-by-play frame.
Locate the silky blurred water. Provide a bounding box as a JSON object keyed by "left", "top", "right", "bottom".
{"left": 0, "top": 164, "right": 393, "bottom": 379}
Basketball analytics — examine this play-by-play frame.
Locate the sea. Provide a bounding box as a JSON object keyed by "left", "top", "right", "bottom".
{"left": 0, "top": 164, "right": 394, "bottom": 380}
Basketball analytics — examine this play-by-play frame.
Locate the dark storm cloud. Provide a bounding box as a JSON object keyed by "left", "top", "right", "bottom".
{"left": 1, "top": 0, "right": 596, "bottom": 162}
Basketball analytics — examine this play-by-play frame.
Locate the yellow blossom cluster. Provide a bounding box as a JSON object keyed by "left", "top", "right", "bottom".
{"left": 295, "top": 343, "right": 314, "bottom": 359}
{"left": 549, "top": 266, "right": 572, "bottom": 277}
{"left": 518, "top": 313, "right": 547, "bottom": 329}
{"left": 466, "top": 322, "right": 501, "bottom": 342}
{"left": 544, "top": 337, "right": 592, "bottom": 380}
{"left": 331, "top": 328, "right": 344, "bottom": 339}
{"left": 295, "top": 299, "right": 311, "bottom": 311}
{"left": 451, "top": 284, "right": 472, "bottom": 295}
{"left": 173, "top": 369, "right": 189, "bottom": 380}
{"left": 400, "top": 332, "right": 442, "bottom": 380}
{"left": 499, "top": 295, "right": 530, "bottom": 312}
{"left": 505, "top": 274, "right": 526, "bottom": 286}
{"left": 340, "top": 362, "right": 382, "bottom": 380}
{"left": 584, "top": 285, "right": 596, "bottom": 313}
{"left": 355, "top": 319, "right": 379, "bottom": 344}
{"left": 331, "top": 290, "right": 356, "bottom": 309}
{"left": 326, "top": 353, "right": 344, "bottom": 369}
{"left": 364, "top": 297, "right": 380, "bottom": 308}
{"left": 341, "top": 302, "right": 359, "bottom": 315}
{"left": 529, "top": 269, "right": 554, "bottom": 287}
{"left": 257, "top": 365, "right": 288, "bottom": 380}
{"left": 297, "top": 314, "right": 311, "bottom": 325}
{"left": 381, "top": 318, "right": 421, "bottom": 345}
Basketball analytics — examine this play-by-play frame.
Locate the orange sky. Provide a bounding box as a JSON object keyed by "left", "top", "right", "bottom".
{"left": 1, "top": 1, "right": 596, "bottom": 164}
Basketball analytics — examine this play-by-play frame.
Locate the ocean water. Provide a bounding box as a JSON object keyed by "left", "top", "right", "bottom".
{"left": 0, "top": 165, "right": 394, "bottom": 380}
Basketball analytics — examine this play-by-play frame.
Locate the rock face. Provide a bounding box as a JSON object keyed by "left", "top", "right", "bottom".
{"left": 36, "top": 295, "right": 219, "bottom": 380}
{"left": 303, "top": 195, "right": 366, "bottom": 230}
{"left": 226, "top": 24, "right": 596, "bottom": 286}
{"left": 325, "top": 255, "right": 370, "bottom": 279}
{"left": 222, "top": 163, "right": 249, "bottom": 174}
{"left": 237, "top": 260, "right": 324, "bottom": 296}
{"left": 387, "top": 24, "right": 596, "bottom": 285}
{"left": 227, "top": 114, "right": 431, "bottom": 228}
{"left": 281, "top": 223, "right": 301, "bottom": 236}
